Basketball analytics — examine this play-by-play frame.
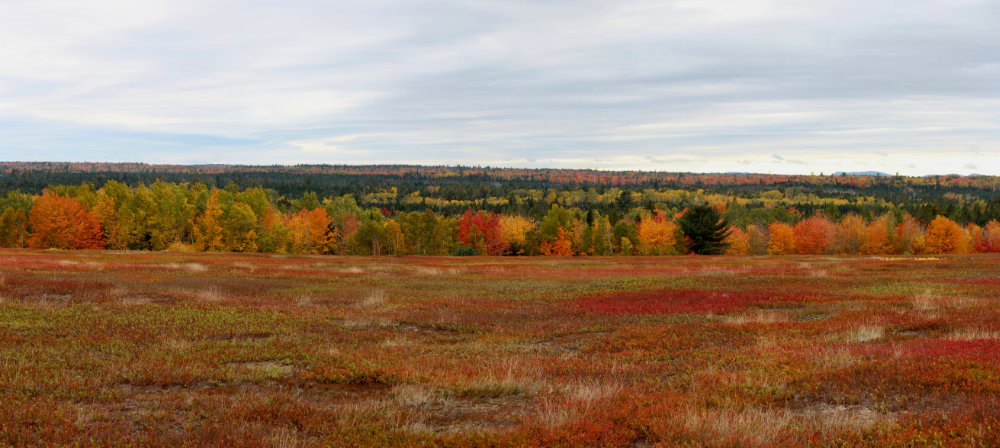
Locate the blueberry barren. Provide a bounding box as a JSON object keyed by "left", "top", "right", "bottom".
{"left": 1, "top": 250, "right": 999, "bottom": 446}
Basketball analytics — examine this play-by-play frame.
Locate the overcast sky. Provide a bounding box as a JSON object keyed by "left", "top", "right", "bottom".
{"left": 0, "top": 0, "right": 998, "bottom": 174}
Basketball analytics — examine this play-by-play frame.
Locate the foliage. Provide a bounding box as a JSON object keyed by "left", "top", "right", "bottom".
{"left": 677, "top": 205, "right": 731, "bottom": 255}
{"left": 925, "top": 215, "right": 967, "bottom": 254}
{"left": 3, "top": 250, "right": 1000, "bottom": 446}
{"left": 793, "top": 215, "right": 836, "bottom": 255}
{"left": 458, "top": 209, "right": 507, "bottom": 256}
{"left": 637, "top": 211, "right": 678, "bottom": 255}
{"left": 8, "top": 179, "right": 1000, "bottom": 256}
{"left": 26, "top": 192, "right": 105, "bottom": 250}
{"left": 767, "top": 222, "right": 796, "bottom": 255}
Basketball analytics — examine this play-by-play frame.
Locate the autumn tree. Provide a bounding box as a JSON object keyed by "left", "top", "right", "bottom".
{"left": 589, "top": 213, "right": 614, "bottom": 256}
{"left": 746, "top": 224, "right": 769, "bottom": 255}
{"left": 724, "top": 226, "right": 750, "bottom": 255}
{"left": 539, "top": 204, "right": 572, "bottom": 242}
{"left": 895, "top": 215, "right": 926, "bottom": 255}
{"left": 835, "top": 213, "right": 867, "bottom": 255}
{"left": 398, "top": 211, "right": 455, "bottom": 255}
{"left": 193, "top": 190, "right": 226, "bottom": 251}
{"left": 236, "top": 186, "right": 287, "bottom": 253}
{"left": 975, "top": 220, "right": 1000, "bottom": 253}
{"left": 677, "top": 205, "right": 731, "bottom": 255}
{"left": 351, "top": 220, "right": 387, "bottom": 255}
{"left": 222, "top": 202, "right": 259, "bottom": 252}
{"left": 767, "top": 222, "right": 796, "bottom": 255}
{"left": 497, "top": 214, "right": 535, "bottom": 255}
{"left": 458, "top": 209, "right": 507, "bottom": 255}
{"left": 862, "top": 214, "right": 896, "bottom": 255}
{"left": 541, "top": 227, "right": 574, "bottom": 256}
{"left": 116, "top": 181, "right": 193, "bottom": 250}
{"left": 539, "top": 204, "right": 574, "bottom": 254}
{"left": 637, "top": 211, "right": 678, "bottom": 255}
{"left": 793, "top": 215, "right": 836, "bottom": 255}
{"left": 287, "top": 208, "right": 332, "bottom": 254}
{"left": 27, "top": 192, "right": 105, "bottom": 250}
{"left": 0, "top": 207, "right": 29, "bottom": 248}
{"left": 92, "top": 181, "right": 131, "bottom": 249}
{"left": 383, "top": 219, "right": 406, "bottom": 255}
{"left": 924, "top": 215, "right": 966, "bottom": 254}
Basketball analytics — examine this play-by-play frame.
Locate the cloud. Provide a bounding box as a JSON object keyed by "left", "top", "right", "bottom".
{"left": 0, "top": 0, "right": 997, "bottom": 175}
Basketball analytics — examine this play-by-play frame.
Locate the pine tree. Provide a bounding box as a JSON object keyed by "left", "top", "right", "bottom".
{"left": 677, "top": 205, "right": 731, "bottom": 255}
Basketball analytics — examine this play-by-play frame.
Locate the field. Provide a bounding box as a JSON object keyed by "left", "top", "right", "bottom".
{"left": 2, "top": 250, "right": 999, "bottom": 447}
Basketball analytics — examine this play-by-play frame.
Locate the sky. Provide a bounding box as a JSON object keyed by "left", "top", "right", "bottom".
{"left": 0, "top": 0, "right": 998, "bottom": 175}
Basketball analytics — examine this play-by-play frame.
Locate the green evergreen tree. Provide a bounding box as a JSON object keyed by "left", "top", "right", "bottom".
{"left": 678, "top": 205, "right": 731, "bottom": 255}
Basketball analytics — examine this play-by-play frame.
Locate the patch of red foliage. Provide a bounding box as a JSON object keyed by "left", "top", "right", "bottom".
{"left": 864, "top": 338, "right": 1000, "bottom": 364}
{"left": 576, "top": 287, "right": 811, "bottom": 315}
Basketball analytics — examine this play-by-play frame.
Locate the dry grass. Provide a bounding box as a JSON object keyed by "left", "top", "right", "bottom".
{"left": 184, "top": 262, "right": 208, "bottom": 273}
{"left": 359, "top": 289, "right": 387, "bottom": 308}
{"left": 683, "top": 404, "right": 894, "bottom": 446}
{"left": 197, "top": 286, "right": 223, "bottom": 302}
{"left": 911, "top": 290, "right": 983, "bottom": 311}
{"left": 268, "top": 426, "right": 304, "bottom": 448}
{"left": 560, "top": 380, "right": 623, "bottom": 413}
{"left": 947, "top": 328, "right": 1000, "bottom": 340}
{"left": 392, "top": 384, "right": 438, "bottom": 407}
{"left": 295, "top": 294, "right": 313, "bottom": 307}
{"left": 812, "top": 346, "right": 858, "bottom": 370}
{"left": 838, "top": 323, "right": 884, "bottom": 343}
{"left": 724, "top": 309, "right": 790, "bottom": 325}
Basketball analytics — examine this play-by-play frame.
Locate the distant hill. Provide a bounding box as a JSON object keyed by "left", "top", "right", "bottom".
{"left": 0, "top": 162, "right": 997, "bottom": 200}
{"left": 832, "top": 171, "right": 893, "bottom": 177}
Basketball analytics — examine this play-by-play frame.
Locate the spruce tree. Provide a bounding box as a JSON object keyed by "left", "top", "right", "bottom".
{"left": 678, "top": 205, "right": 731, "bottom": 255}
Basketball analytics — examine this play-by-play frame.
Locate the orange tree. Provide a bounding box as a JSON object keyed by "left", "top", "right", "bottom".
{"left": 767, "top": 222, "right": 795, "bottom": 255}
{"left": 793, "top": 215, "right": 836, "bottom": 255}
{"left": 924, "top": 215, "right": 966, "bottom": 254}
{"left": 27, "top": 192, "right": 105, "bottom": 250}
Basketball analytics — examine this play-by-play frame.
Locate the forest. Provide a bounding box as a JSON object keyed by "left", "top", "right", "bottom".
{"left": 1, "top": 162, "right": 999, "bottom": 256}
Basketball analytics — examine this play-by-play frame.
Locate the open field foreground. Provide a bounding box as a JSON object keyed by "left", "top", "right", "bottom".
{"left": 2, "top": 251, "right": 1000, "bottom": 447}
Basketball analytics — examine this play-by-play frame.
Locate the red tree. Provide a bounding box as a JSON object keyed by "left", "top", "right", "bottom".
{"left": 976, "top": 220, "right": 1000, "bottom": 253}
{"left": 457, "top": 209, "right": 507, "bottom": 255}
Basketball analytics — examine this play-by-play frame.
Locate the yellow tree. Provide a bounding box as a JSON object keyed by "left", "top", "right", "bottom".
{"left": 768, "top": 222, "right": 796, "bottom": 255}
{"left": 724, "top": 226, "right": 750, "bottom": 255}
{"left": 835, "top": 213, "right": 867, "bottom": 254}
{"left": 223, "top": 202, "right": 259, "bottom": 252}
{"left": 498, "top": 214, "right": 534, "bottom": 255}
{"left": 194, "top": 190, "right": 226, "bottom": 251}
{"left": 637, "top": 212, "right": 677, "bottom": 255}
{"left": 590, "top": 214, "right": 614, "bottom": 256}
{"left": 383, "top": 219, "right": 406, "bottom": 255}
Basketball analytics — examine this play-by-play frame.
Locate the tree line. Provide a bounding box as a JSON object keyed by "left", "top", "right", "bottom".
{"left": 4, "top": 163, "right": 1000, "bottom": 227}
{"left": 1, "top": 180, "right": 997, "bottom": 256}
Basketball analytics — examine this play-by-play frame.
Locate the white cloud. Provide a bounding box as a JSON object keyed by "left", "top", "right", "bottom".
{"left": 0, "top": 0, "right": 997, "bottom": 175}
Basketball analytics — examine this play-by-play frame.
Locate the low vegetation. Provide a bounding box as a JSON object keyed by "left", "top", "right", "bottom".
{"left": 2, "top": 250, "right": 999, "bottom": 446}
